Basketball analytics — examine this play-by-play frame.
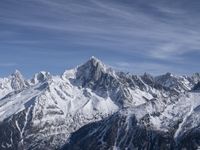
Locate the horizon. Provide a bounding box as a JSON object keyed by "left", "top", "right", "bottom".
{"left": 0, "top": 56, "right": 199, "bottom": 79}
{"left": 0, "top": 0, "right": 200, "bottom": 77}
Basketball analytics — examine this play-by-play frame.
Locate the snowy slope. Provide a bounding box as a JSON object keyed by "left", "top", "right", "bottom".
{"left": 63, "top": 91, "right": 200, "bottom": 150}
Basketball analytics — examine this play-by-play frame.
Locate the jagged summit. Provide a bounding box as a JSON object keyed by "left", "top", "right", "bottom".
{"left": 192, "top": 73, "right": 200, "bottom": 84}
{"left": 75, "top": 57, "right": 116, "bottom": 85}
{"left": 81, "top": 56, "right": 106, "bottom": 71}
{"left": 13, "top": 69, "right": 22, "bottom": 75}
{"left": 62, "top": 56, "right": 109, "bottom": 81}
{"left": 192, "top": 82, "right": 200, "bottom": 91}
{"left": 11, "top": 69, "right": 24, "bottom": 78}
{"left": 10, "top": 69, "right": 28, "bottom": 90}
{"left": 157, "top": 72, "right": 174, "bottom": 78}
{"left": 90, "top": 56, "right": 101, "bottom": 62}
{"left": 31, "top": 71, "right": 52, "bottom": 84}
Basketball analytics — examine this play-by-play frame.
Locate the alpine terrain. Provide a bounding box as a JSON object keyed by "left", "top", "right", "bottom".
{"left": 0, "top": 57, "right": 200, "bottom": 150}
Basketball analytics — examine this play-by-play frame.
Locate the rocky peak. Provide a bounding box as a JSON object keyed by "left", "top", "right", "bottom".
{"left": 155, "top": 72, "right": 192, "bottom": 92}
{"left": 192, "top": 82, "right": 200, "bottom": 91}
{"left": 12, "top": 69, "right": 23, "bottom": 78}
{"left": 10, "top": 70, "right": 28, "bottom": 90}
{"left": 75, "top": 57, "right": 110, "bottom": 84}
{"left": 81, "top": 56, "right": 106, "bottom": 72}
{"left": 31, "top": 71, "right": 52, "bottom": 84}
{"left": 142, "top": 72, "right": 154, "bottom": 81}
{"left": 191, "top": 73, "right": 200, "bottom": 84}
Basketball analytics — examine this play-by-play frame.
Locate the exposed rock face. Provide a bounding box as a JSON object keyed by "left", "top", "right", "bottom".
{"left": 62, "top": 110, "right": 176, "bottom": 150}
{"left": 0, "top": 70, "right": 28, "bottom": 99}
{"left": 155, "top": 72, "right": 193, "bottom": 93}
{"left": 192, "top": 82, "right": 200, "bottom": 91}
{"left": 11, "top": 70, "right": 29, "bottom": 90}
{"left": 31, "top": 71, "right": 52, "bottom": 84}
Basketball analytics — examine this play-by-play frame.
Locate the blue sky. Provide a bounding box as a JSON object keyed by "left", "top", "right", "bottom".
{"left": 0, "top": 0, "right": 200, "bottom": 78}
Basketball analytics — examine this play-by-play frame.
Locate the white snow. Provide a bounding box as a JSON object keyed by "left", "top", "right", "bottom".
{"left": 0, "top": 83, "right": 42, "bottom": 121}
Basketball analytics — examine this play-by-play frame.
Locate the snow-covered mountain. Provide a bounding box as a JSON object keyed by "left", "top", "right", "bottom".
{"left": 63, "top": 91, "right": 200, "bottom": 150}
{"left": 0, "top": 70, "right": 29, "bottom": 99}
{"left": 0, "top": 57, "right": 199, "bottom": 150}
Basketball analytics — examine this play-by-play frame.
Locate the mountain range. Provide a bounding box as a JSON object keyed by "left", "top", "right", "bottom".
{"left": 0, "top": 57, "right": 200, "bottom": 150}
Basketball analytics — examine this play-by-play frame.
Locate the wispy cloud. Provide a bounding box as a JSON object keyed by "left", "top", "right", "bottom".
{"left": 0, "top": 62, "right": 17, "bottom": 67}
{"left": 0, "top": 0, "right": 199, "bottom": 75}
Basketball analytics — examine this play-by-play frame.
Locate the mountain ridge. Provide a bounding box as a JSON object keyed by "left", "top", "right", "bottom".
{"left": 0, "top": 57, "right": 200, "bottom": 150}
